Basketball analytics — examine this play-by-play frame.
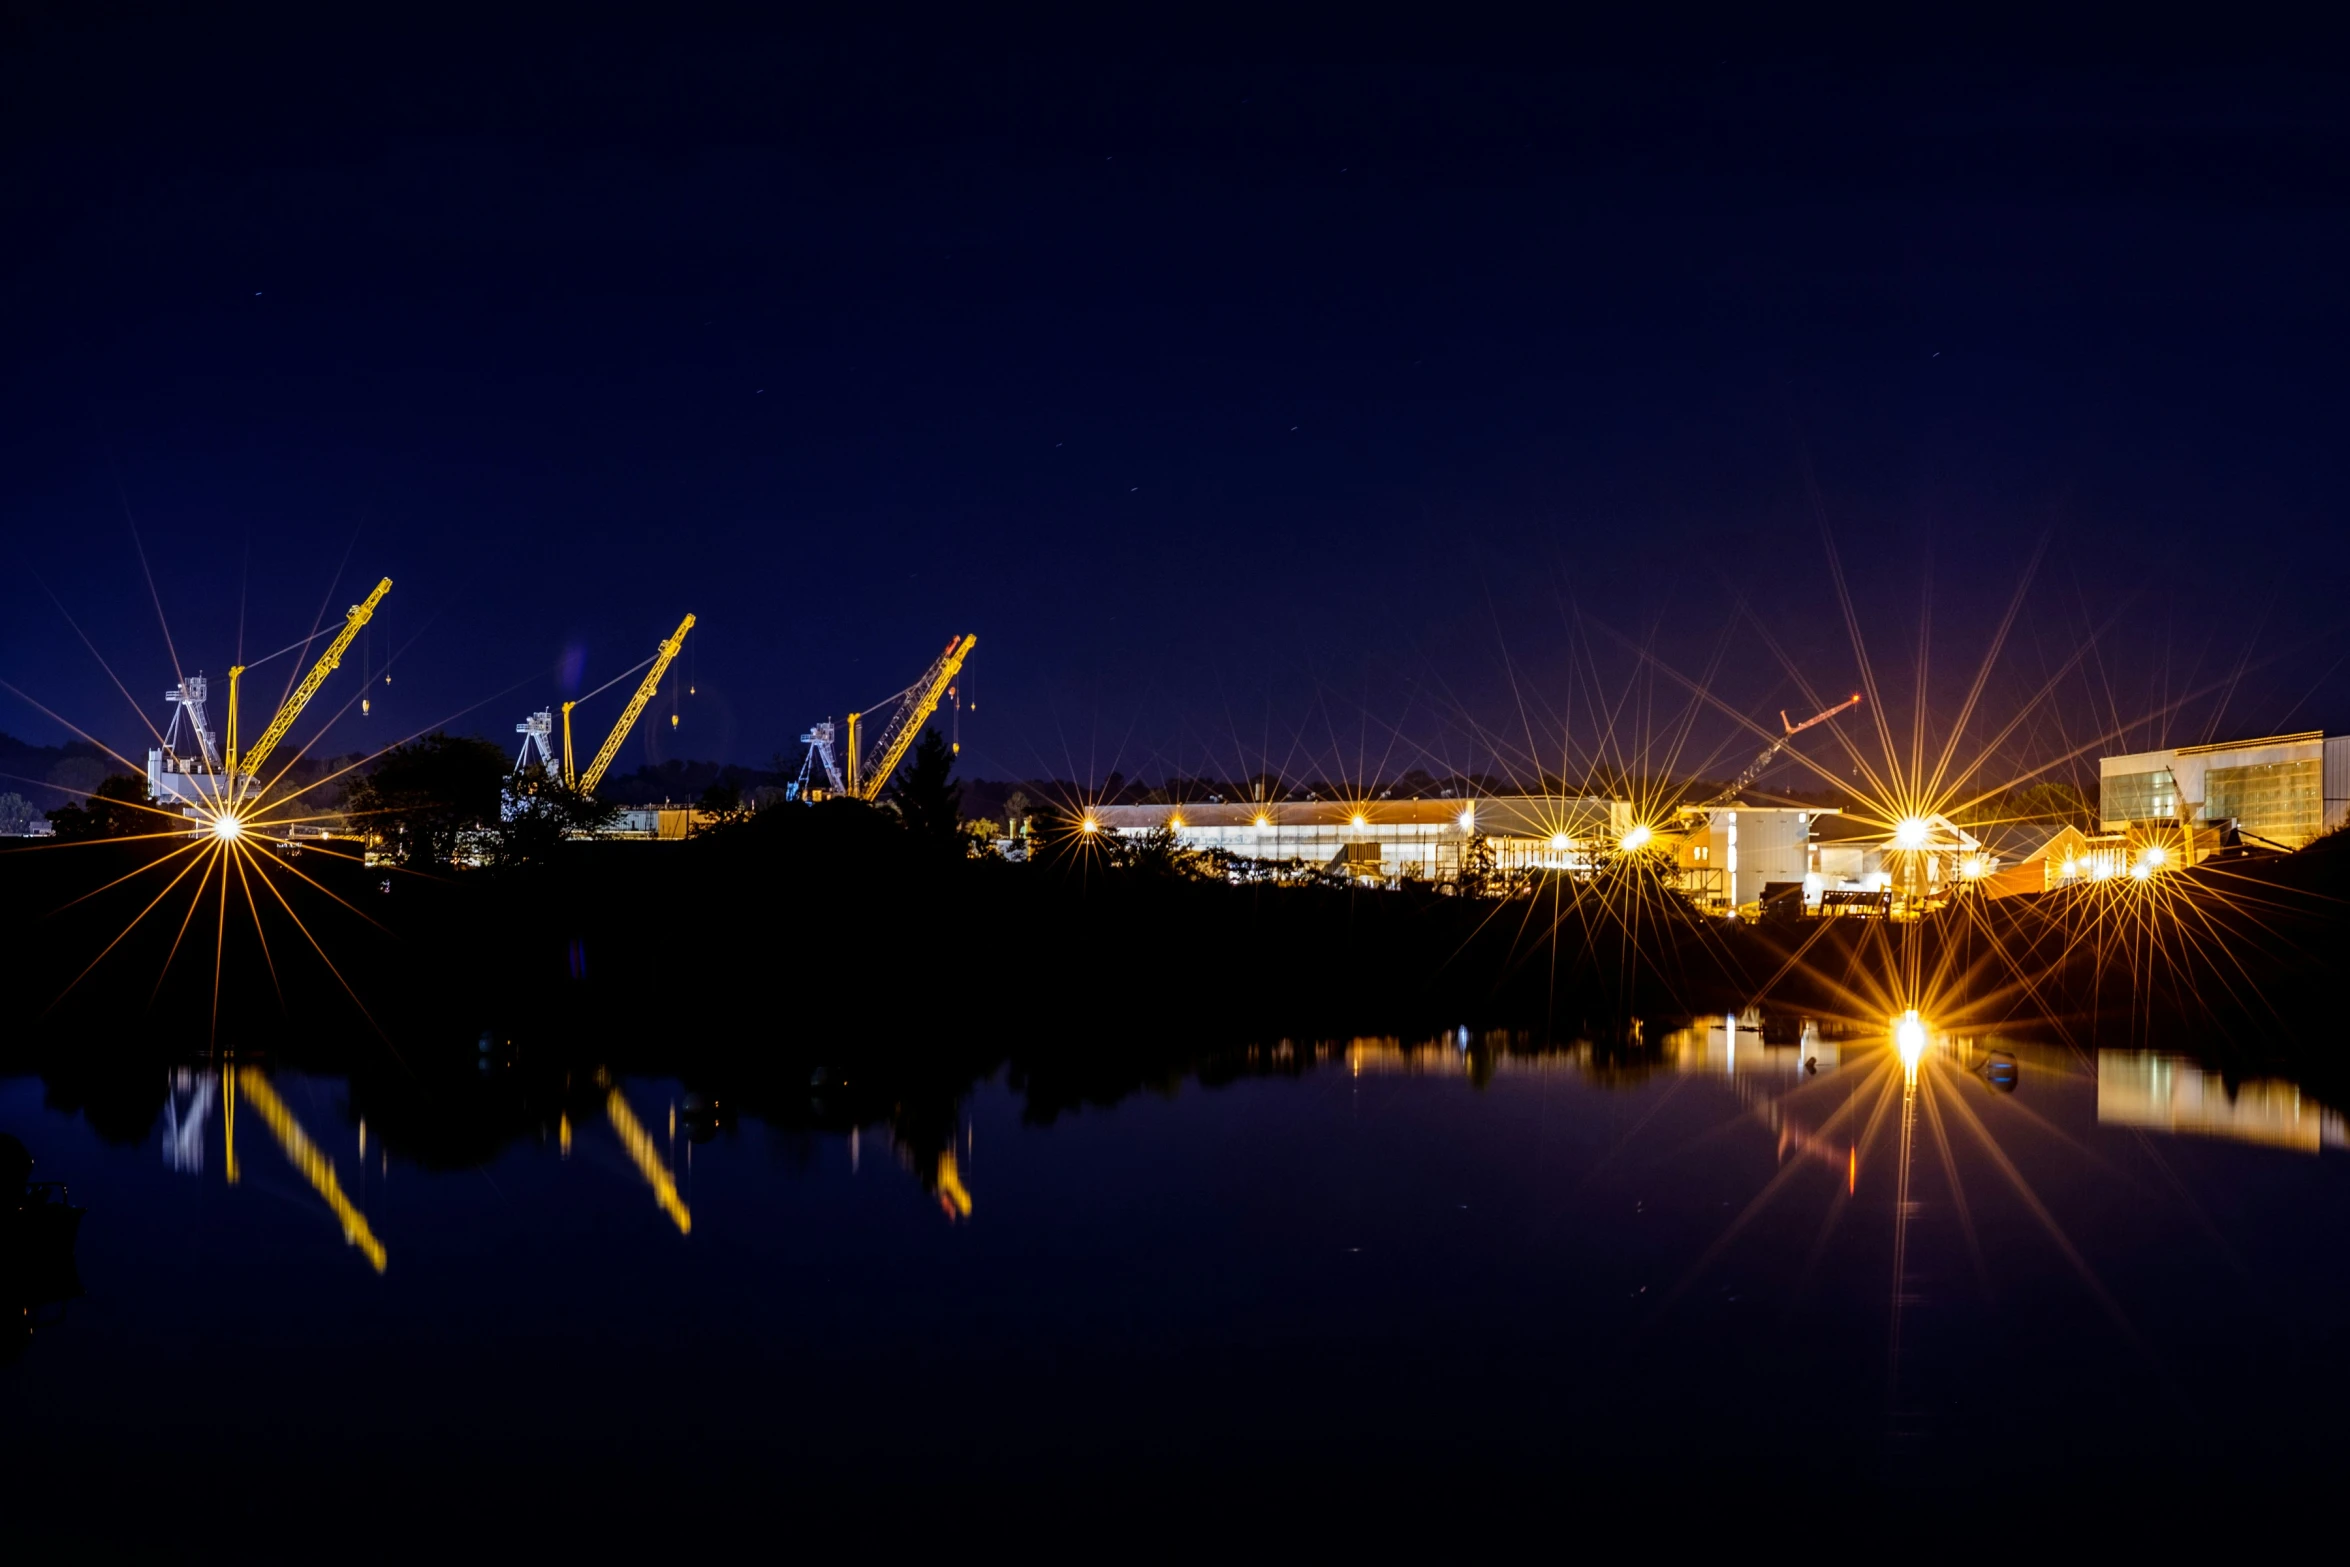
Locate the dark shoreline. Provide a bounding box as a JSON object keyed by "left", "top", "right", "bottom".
{"left": 7, "top": 804, "right": 2348, "bottom": 1165}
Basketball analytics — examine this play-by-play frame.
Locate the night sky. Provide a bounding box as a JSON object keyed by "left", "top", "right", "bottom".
{"left": 5, "top": 14, "right": 2345, "bottom": 790}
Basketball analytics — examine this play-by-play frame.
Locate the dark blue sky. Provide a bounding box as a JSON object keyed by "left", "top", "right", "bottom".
{"left": 5, "top": 14, "right": 2345, "bottom": 789}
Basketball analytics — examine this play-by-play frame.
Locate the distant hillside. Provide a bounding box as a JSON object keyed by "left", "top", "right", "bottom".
{"left": 0, "top": 732, "right": 132, "bottom": 811}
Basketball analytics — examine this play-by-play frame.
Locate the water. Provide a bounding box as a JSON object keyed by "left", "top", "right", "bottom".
{"left": 8, "top": 1023, "right": 2350, "bottom": 1548}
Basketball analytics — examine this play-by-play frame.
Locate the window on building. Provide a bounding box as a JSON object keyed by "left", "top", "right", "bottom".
{"left": 2102, "top": 768, "right": 2178, "bottom": 823}
{"left": 2204, "top": 758, "right": 2322, "bottom": 846}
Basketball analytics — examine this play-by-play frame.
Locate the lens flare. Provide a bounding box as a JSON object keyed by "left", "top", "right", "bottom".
{"left": 1620, "top": 823, "right": 1653, "bottom": 853}
{"left": 209, "top": 813, "right": 244, "bottom": 842}
{"left": 1894, "top": 1010, "right": 1927, "bottom": 1070}
{"left": 1894, "top": 816, "right": 1929, "bottom": 849}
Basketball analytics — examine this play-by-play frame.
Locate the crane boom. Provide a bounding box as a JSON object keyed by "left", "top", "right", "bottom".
{"left": 233, "top": 577, "right": 392, "bottom": 783}
{"left": 571, "top": 613, "right": 694, "bottom": 796}
{"left": 851, "top": 634, "right": 976, "bottom": 801}
{"left": 1705, "top": 693, "right": 1862, "bottom": 808}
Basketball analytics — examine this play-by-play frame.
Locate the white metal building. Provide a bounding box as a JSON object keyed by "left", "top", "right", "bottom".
{"left": 1089, "top": 795, "right": 1632, "bottom": 883}
{"left": 2101, "top": 731, "right": 2350, "bottom": 848}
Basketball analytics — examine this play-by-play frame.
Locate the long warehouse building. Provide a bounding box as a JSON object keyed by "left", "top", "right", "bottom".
{"left": 1091, "top": 796, "right": 1633, "bottom": 883}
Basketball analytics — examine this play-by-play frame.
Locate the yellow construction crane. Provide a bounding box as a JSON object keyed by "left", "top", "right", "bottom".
{"left": 563, "top": 613, "right": 695, "bottom": 795}
{"left": 846, "top": 633, "right": 976, "bottom": 800}
{"left": 225, "top": 577, "right": 393, "bottom": 788}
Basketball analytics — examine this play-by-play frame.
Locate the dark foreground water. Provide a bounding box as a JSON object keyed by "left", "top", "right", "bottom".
{"left": 8, "top": 1021, "right": 2350, "bottom": 1551}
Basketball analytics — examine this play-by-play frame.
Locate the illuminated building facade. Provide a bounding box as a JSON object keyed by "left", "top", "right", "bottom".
{"left": 1673, "top": 805, "right": 1823, "bottom": 911}
{"left": 1091, "top": 795, "right": 1630, "bottom": 884}
{"left": 2100, "top": 730, "right": 2350, "bottom": 849}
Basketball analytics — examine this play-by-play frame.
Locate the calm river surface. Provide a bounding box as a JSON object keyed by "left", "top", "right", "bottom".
{"left": 8, "top": 1021, "right": 2350, "bottom": 1547}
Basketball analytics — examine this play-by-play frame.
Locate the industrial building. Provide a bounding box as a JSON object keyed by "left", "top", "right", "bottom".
{"left": 2100, "top": 731, "right": 2350, "bottom": 849}
{"left": 1091, "top": 795, "right": 1631, "bottom": 884}
{"left": 1672, "top": 804, "right": 1821, "bottom": 909}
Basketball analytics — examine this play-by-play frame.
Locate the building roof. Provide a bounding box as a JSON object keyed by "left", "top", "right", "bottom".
{"left": 1967, "top": 820, "right": 2079, "bottom": 863}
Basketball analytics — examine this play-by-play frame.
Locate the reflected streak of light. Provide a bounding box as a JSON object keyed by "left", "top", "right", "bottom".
{"left": 1914, "top": 1069, "right": 1989, "bottom": 1296}
{"left": 1888, "top": 1029, "right": 1920, "bottom": 1410}
{"left": 1660, "top": 1054, "right": 1902, "bottom": 1309}
{"left": 605, "top": 1086, "right": 692, "bottom": 1235}
{"left": 1930, "top": 1074, "right": 2147, "bottom": 1353}
{"left": 237, "top": 1070, "right": 388, "bottom": 1273}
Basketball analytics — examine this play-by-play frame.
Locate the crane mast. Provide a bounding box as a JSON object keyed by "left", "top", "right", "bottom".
{"left": 568, "top": 613, "right": 694, "bottom": 796}
{"left": 230, "top": 577, "right": 393, "bottom": 787}
{"left": 849, "top": 634, "right": 976, "bottom": 802}
{"left": 1705, "top": 693, "right": 1861, "bottom": 808}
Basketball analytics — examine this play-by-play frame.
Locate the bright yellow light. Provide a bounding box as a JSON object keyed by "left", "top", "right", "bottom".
{"left": 1619, "top": 824, "right": 1653, "bottom": 853}
{"left": 2091, "top": 861, "right": 2116, "bottom": 881}
{"left": 1457, "top": 809, "right": 1474, "bottom": 830}
{"left": 1168, "top": 814, "right": 1184, "bottom": 831}
{"left": 1895, "top": 1010, "right": 1927, "bottom": 1070}
{"left": 1894, "top": 816, "right": 1929, "bottom": 849}
{"left": 2144, "top": 844, "right": 2167, "bottom": 867}
{"left": 1350, "top": 813, "right": 1367, "bottom": 829}
{"left": 1253, "top": 814, "right": 1270, "bottom": 830}
{"left": 1549, "top": 832, "right": 1570, "bottom": 850}
{"left": 2129, "top": 861, "right": 2152, "bottom": 882}
{"left": 1080, "top": 816, "right": 1099, "bottom": 835}
{"left": 2062, "top": 858, "right": 2078, "bottom": 877}
{"left": 210, "top": 813, "right": 243, "bottom": 842}
{"left": 1960, "top": 855, "right": 1984, "bottom": 879}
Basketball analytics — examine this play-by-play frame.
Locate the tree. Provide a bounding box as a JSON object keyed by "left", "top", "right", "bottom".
{"left": 486, "top": 768, "right": 620, "bottom": 865}
{"left": 891, "top": 728, "right": 965, "bottom": 855}
{"left": 1457, "top": 831, "right": 1498, "bottom": 898}
{"left": 0, "top": 791, "right": 41, "bottom": 836}
{"left": 344, "top": 733, "right": 508, "bottom": 867}
{"left": 45, "top": 774, "right": 155, "bottom": 842}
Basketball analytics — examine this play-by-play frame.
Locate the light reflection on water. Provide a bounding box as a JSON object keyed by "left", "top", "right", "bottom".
{"left": 7, "top": 1020, "right": 2350, "bottom": 1533}
{"left": 2098, "top": 1051, "right": 2350, "bottom": 1153}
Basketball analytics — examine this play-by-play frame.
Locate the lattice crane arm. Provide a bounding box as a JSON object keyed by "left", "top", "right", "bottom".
{"left": 1705, "top": 692, "right": 1861, "bottom": 808}
{"left": 234, "top": 577, "right": 392, "bottom": 780}
{"left": 574, "top": 613, "right": 694, "bottom": 797}
{"left": 851, "top": 634, "right": 976, "bottom": 801}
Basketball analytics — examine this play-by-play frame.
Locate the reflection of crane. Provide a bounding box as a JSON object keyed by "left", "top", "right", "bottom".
{"left": 235, "top": 1069, "right": 389, "bottom": 1273}
{"left": 934, "top": 1150, "right": 973, "bottom": 1220}
{"left": 228, "top": 578, "right": 395, "bottom": 786}
{"left": 845, "top": 634, "right": 977, "bottom": 800}
{"left": 599, "top": 1074, "right": 692, "bottom": 1234}
{"left": 165, "top": 1066, "right": 387, "bottom": 1272}
{"left": 562, "top": 613, "right": 695, "bottom": 795}
{"left": 1704, "top": 693, "right": 1862, "bottom": 808}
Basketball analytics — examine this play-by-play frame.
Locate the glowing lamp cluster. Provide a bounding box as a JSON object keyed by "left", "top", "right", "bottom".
{"left": 1619, "top": 823, "right": 1653, "bottom": 854}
